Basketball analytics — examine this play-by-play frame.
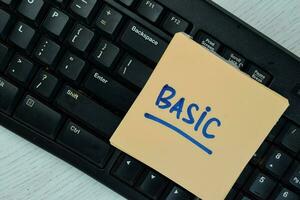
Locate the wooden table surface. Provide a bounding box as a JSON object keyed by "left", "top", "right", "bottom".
{"left": 1, "top": 0, "right": 300, "bottom": 200}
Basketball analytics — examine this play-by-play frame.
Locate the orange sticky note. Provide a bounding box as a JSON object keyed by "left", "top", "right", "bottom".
{"left": 110, "top": 33, "right": 289, "bottom": 200}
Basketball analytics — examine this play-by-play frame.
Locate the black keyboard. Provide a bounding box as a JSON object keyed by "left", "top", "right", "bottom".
{"left": 0, "top": 0, "right": 299, "bottom": 199}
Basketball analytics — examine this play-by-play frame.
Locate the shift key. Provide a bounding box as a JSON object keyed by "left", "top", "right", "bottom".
{"left": 55, "top": 86, "right": 121, "bottom": 138}
{"left": 121, "top": 21, "right": 167, "bottom": 63}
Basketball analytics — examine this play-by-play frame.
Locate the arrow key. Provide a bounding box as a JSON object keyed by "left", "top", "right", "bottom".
{"left": 137, "top": 170, "right": 169, "bottom": 200}
{"left": 112, "top": 155, "right": 144, "bottom": 186}
{"left": 165, "top": 186, "right": 193, "bottom": 200}
{"left": 262, "top": 148, "right": 292, "bottom": 178}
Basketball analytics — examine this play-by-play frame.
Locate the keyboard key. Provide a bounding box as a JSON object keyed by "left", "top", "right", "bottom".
{"left": 58, "top": 120, "right": 112, "bottom": 167}
{"left": 251, "top": 141, "right": 270, "bottom": 165}
{"left": 55, "top": 86, "right": 121, "bottom": 138}
{"left": 137, "top": 0, "right": 163, "bottom": 23}
{"left": 235, "top": 165, "right": 253, "bottom": 188}
{"left": 0, "top": 0, "right": 13, "bottom": 5}
{"left": 5, "top": 54, "right": 34, "bottom": 84}
{"left": 225, "top": 188, "right": 238, "bottom": 200}
{"left": 55, "top": 0, "right": 68, "bottom": 6}
{"left": 117, "top": 0, "right": 135, "bottom": 6}
{"left": 267, "top": 117, "right": 286, "bottom": 142}
{"left": 273, "top": 186, "right": 299, "bottom": 200}
{"left": 222, "top": 48, "right": 246, "bottom": 69}
{"left": 57, "top": 52, "right": 85, "bottom": 82}
{"left": 278, "top": 123, "right": 300, "bottom": 154}
{"left": 162, "top": 12, "right": 189, "bottom": 35}
{"left": 67, "top": 24, "right": 94, "bottom": 52}
{"left": 262, "top": 148, "right": 292, "bottom": 178}
{"left": 33, "top": 37, "right": 61, "bottom": 66}
{"left": 95, "top": 5, "right": 123, "bottom": 37}
{"left": 0, "top": 77, "right": 20, "bottom": 114}
{"left": 246, "top": 172, "right": 276, "bottom": 199}
{"left": 0, "top": 43, "right": 12, "bottom": 71}
{"left": 246, "top": 65, "right": 272, "bottom": 85}
{"left": 121, "top": 21, "right": 167, "bottom": 63}
{"left": 0, "top": 9, "right": 11, "bottom": 38}
{"left": 112, "top": 155, "right": 144, "bottom": 185}
{"left": 70, "top": 0, "right": 97, "bottom": 20}
{"left": 14, "top": 95, "right": 63, "bottom": 138}
{"left": 117, "top": 55, "right": 152, "bottom": 88}
{"left": 285, "top": 162, "right": 300, "bottom": 190}
{"left": 83, "top": 69, "right": 137, "bottom": 112}
{"left": 9, "top": 22, "right": 35, "bottom": 50}
{"left": 90, "top": 39, "right": 120, "bottom": 68}
{"left": 42, "top": 8, "right": 70, "bottom": 38}
{"left": 165, "top": 186, "right": 192, "bottom": 200}
{"left": 196, "top": 32, "right": 221, "bottom": 52}
{"left": 137, "top": 171, "right": 169, "bottom": 200}
{"left": 31, "top": 70, "right": 59, "bottom": 99}
{"left": 235, "top": 194, "right": 251, "bottom": 200}
{"left": 17, "top": 0, "right": 44, "bottom": 21}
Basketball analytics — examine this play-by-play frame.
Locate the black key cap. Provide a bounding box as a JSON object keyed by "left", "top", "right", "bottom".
{"left": 225, "top": 188, "right": 238, "bottom": 200}
{"left": 14, "top": 95, "right": 63, "bottom": 138}
{"left": 0, "top": 0, "right": 13, "bottom": 5}
{"left": 9, "top": 22, "right": 35, "bottom": 51}
{"left": 33, "top": 37, "right": 61, "bottom": 66}
{"left": 70, "top": 0, "right": 97, "bottom": 20}
{"left": 196, "top": 32, "right": 221, "bottom": 52}
{"left": 236, "top": 194, "right": 251, "bottom": 200}
{"left": 0, "top": 77, "right": 20, "bottom": 114}
{"left": 31, "top": 70, "right": 59, "bottom": 99}
{"left": 57, "top": 52, "right": 85, "bottom": 82}
{"left": 165, "top": 186, "right": 192, "bottom": 200}
{"left": 251, "top": 141, "right": 270, "bottom": 165}
{"left": 17, "top": 0, "right": 44, "bottom": 21}
{"left": 267, "top": 117, "right": 286, "bottom": 142}
{"left": 137, "top": 0, "right": 163, "bottom": 23}
{"left": 42, "top": 8, "right": 69, "bottom": 38}
{"left": 262, "top": 148, "right": 292, "bottom": 178}
{"left": 55, "top": 86, "right": 121, "bottom": 138}
{"left": 0, "top": 43, "right": 12, "bottom": 71}
{"left": 117, "top": 55, "right": 152, "bottom": 88}
{"left": 6, "top": 54, "right": 34, "bottom": 84}
{"left": 246, "top": 65, "right": 272, "bottom": 85}
{"left": 58, "top": 120, "right": 112, "bottom": 167}
{"left": 246, "top": 171, "right": 276, "bottom": 199}
{"left": 285, "top": 162, "right": 300, "bottom": 190}
{"left": 279, "top": 123, "right": 300, "bottom": 154}
{"left": 91, "top": 39, "right": 120, "bottom": 68}
{"left": 55, "top": 0, "right": 68, "bottom": 6}
{"left": 137, "top": 171, "right": 169, "bottom": 200}
{"left": 112, "top": 155, "right": 144, "bottom": 185}
{"left": 121, "top": 21, "right": 167, "bottom": 63}
{"left": 235, "top": 165, "right": 253, "bottom": 188}
{"left": 0, "top": 9, "right": 11, "bottom": 38}
{"left": 162, "top": 12, "right": 189, "bottom": 35}
{"left": 274, "top": 186, "right": 299, "bottom": 200}
{"left": 83, "top": 69, "right": 137, "bottom": 112}
{"left": 222, "top": 48, "right": 246, "bottom": 69}
{"left": 118, "top": 0, "right": 134, "bottom": 6}
{"left": 95, "top": 5, "right": 123, "bottom": 37}
{"left": 67, "top": 24, "right": 94, "bottom": 52}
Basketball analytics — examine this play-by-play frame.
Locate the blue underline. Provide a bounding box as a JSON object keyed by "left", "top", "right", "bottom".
{"left": 144, "top": 113, "right": 213, "bottom": 155}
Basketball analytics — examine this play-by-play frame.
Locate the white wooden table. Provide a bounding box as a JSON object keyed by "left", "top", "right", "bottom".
{"left": 1, "top": 1, "right": 300, "bottom": 200}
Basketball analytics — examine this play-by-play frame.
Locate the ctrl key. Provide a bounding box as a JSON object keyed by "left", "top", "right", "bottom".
{"left": 14, "top": 95, "right": 63, "bottom": 138}
{"left": 0, "top": 77, "right": 20, "bottom": 114}
{"left": 57, "top": 121, "right": 112, "bottom": 168}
